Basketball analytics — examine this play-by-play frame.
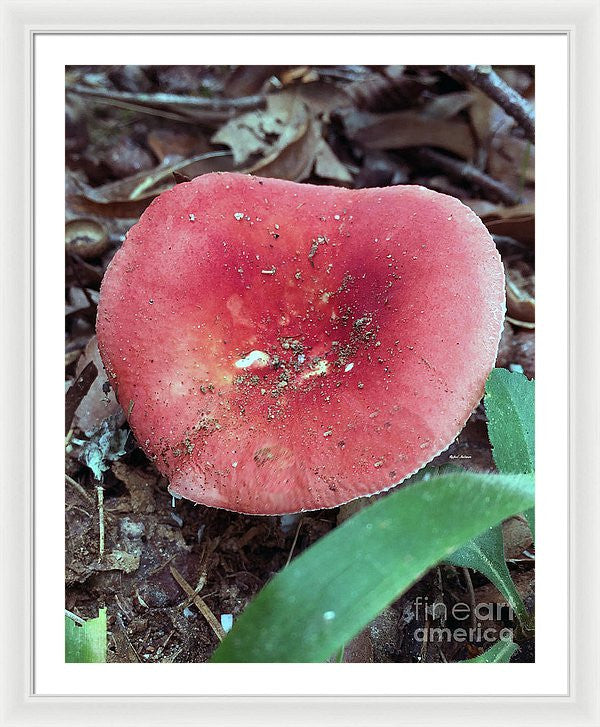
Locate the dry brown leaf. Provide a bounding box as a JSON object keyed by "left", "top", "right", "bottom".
{"left": 112, "top": 461, "right": 157, "bottom": 514}
{"left": 422, "top": 91, "right": 473, "bottom": 120}
{"left": 224, "top": 66, "right": 288, "bottom": 97}
{"left": 95, "top": 550, "right": 140, "bottom": 574}
{"left": 313, "top": 139, "right": 353, "bottom": 183}
{"left": 67, "top": 170, "right": 159, "bottom": 218}
{"left": 212, "top": 93, "right": 310, "bottom": 167}
{"left": 292, "top": 80, "right": 356, "bottom": 118}
{"left": 74, "top": 336, "right": 124, "bottom": 435}
{"left": 505, "top": 265, "right": 535, "bottom": 326}
{"left": 488, "top": 135, "right": 534, "bottom": 189}
{"left": 67, "top": 152, "right": 234, "bottom": 218}
{"left": 343, "top": 67, "right": 427, "bottom": 112}
{"left": 279, "top": 66, "right": 315, "bottom": 86}
{"left": 503, "top": 517, "right": 534, "bottom": 560}
{"left": 245, "top": 112, "right": 320, "bottom": 181}
{"left": 469, "top": 87, "right": 495, "bottom": 146}
{"left": 483, "top": 203, "right": 534, "bottom": 246}
{"left": 214, "top": 91, "right": 340, "bottom": 182}
{"left": 343, "top": 110, "right": 475, "bottom": 160}
{"left": 473, "top": 570, "right": 534, "bottom": 607}
{"left": 147, "top": 129, "right": 208, "bottom": 162}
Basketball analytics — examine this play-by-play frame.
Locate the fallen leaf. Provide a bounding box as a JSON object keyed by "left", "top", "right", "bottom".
{"left": 342, "top": 110, "right": 475, "bottom": 160}
{"left": 503, "top": 517, "right": 533, "bottom": 560}
{"left": 245, "top": 111, "right": 320, "bottom": 181}
{"left": 212, "top": 93, "right": 309, "bottom": 166}
{"left": 147, "top": 129, "right": 208, "bottom": 162}
{"left": 224, "top": 66, "right": 288, "bottom": 97}
{"left": 74, "top": 336, "right": 124, "bottom": 436}
{"left": 65, "top": 360, "right": 98, "bottom": 435}
{"left": 483, "top": 203, "right": 534, "bottom": 246}
{"left": 95, "top": 550, "right": 140, "bottom": 574}
{"left": 292, "top": 80, "right": 355, "bottom": 118}
{"left": 112, "top": 461, "right": 157, "bottom": 514}
{"left": 505, "top": 262, "right": 535, "bottom": 327}
{"left": 313, "top": 139, "right": 353, "bottom": 183}
{"left": 67, "top": 151, "right": 234, "bottom": 218}
{"left": 488, "top": 135, "right": 534, "bottom": 189}
{"left": 422, "top": 91, "right": 473, "bottom": 120}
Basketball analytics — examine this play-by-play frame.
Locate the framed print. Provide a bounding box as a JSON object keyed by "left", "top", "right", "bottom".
{"left": 1, "top": 1, "right": 599, "bottom": 725}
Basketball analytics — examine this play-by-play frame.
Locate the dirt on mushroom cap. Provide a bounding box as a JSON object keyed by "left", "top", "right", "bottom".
{"left": 96, "top": 172, "right": 505, "bottom": 514}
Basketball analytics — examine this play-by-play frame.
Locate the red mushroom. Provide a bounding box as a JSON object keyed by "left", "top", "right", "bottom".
{"left": 97, "top": 172, "right": 504, "bottom": 514}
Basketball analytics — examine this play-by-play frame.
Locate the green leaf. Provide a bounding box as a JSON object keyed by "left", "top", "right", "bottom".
{"left": 484, "top": 368, "right": 535, "bottom": 474}
{"left": 460, "top": 636, "right": 519, "bottom": 663}
{"left": 211, "top": 471, "right": 534, "bottom": 663}
{"left": 65, "top": 608, "right": 107, "bottom": 663}
{"left": 446, "top": 524, "right": 532, "bottom": 631}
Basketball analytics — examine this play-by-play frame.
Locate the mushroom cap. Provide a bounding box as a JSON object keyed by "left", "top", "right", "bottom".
{"left": 97, "top": 172, "right": 505, "bottom": 514}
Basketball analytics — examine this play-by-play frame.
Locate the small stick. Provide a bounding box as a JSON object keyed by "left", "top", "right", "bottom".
{"left": 446, "top": 65, "right": 535, "bottom": 143}
{"left": 418, "top": 148, "right": 521, "bottom": 206}
{"left": 169, "top": 565, "right": 226, "bottom": 641}
{"left": 285, "top": 517, "right": 303, "bottom": 568}
{"left": 67, "top": 84, "right": 265, "bottom": 112}
{"left": 65, "top": 473, "right": 94, "bottom": 503}
{"left": 97, "top": 486, "right": 105, "bottom": 558}
{"left": 64, "top": 609, "right": 86, "bottom": 626}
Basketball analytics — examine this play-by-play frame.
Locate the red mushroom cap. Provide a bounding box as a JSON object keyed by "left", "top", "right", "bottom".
{"left": 97, "top": 172, "right": 505, "bottom": 514}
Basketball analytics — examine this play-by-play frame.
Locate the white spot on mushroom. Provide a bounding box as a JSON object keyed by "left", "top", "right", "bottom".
{"left": 188, "top": 213, "right": 196, "bottom": 221}
{"left": 323, "top": 610, "right": 336, "bottom": 621}
{"left": 234, "top": 350, "right": 270, "bottom": 369}
{"left": 344, "top": 362, "right": 354, "bottom": 373}
{"left": 233, "top": 212, "right": 244, "bottom": 220}
{"left": 261, "top": 266, "right": 276, "bottom": 275}
{"left": 232, "top": 461, "right": 238, "bottom": 468}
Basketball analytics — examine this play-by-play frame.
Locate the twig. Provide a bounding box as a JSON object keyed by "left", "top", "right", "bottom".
{"left": 65, "top": 473, "right": 94, "bottom": 504}
{"left": 97, "top": 486, "right": 105, "bottom": 558}
{"left": 418, "top": 148, "right": 521, "bottom": 206}
{"left": 169, "top": 565, "right": 226, "bottom": 641}
{"left": 65, "top": 609, "right": 86, "bottom": 626}
{"left": 114, "top": 612, "right": 141, "bottom": 662}
{"left": 67, "top": 84, "right": 265, "bottom": 112}
{"left": 446, "top": 65, "right": 535, "bottom": 143}
{"left": 284, "top": 517, "right": 303, "bottom": 568}
{"left": 64, "top": 360, "right": 98, "bottom": 434}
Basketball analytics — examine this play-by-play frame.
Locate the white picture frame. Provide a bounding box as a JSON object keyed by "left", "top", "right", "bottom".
{"left": 1, "top": 1, "right": 599, "bottom": 724}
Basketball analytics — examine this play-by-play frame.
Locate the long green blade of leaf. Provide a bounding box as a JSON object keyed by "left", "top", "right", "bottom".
{"left": 484, "top": 368, "right": 535, "bottom": 474}
{"left": 65, "top": 608, "right": 107, "bottom": 663}
{"left": 446, "top": 524, "right": 532, "bottom": 630}
{"left": 211, "top": 471, "right": 534, "bottom": 663}
{"left": 460, "top": 636, "right": 519, "bottom": 663}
